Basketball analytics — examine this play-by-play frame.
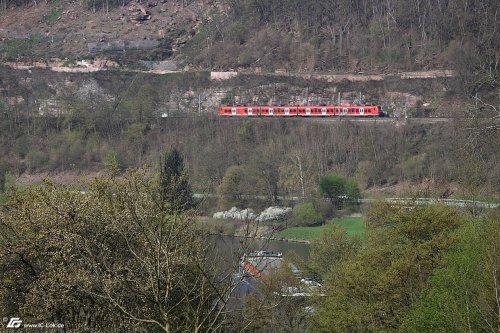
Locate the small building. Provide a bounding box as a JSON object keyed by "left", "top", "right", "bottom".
{"left": 239, "top": 251, "right": 283, "bottom": 277}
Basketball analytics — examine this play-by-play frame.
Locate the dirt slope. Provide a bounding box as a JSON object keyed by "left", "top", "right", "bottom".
{"left": 0, "top": 0, "right": 213, "bottom": 60}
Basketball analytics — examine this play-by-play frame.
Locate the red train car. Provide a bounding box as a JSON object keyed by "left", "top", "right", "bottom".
{"left": 218, "top": 105, "right": 385, "bottom": 117}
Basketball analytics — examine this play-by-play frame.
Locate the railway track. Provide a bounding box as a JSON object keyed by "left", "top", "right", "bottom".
{"left": 307, "top": 117, "right": 451, "bottom": 123}
{"left": 210, "top": 116, "right": 452, "bottom": 123}
{"left": 164, "top": 114, "right": 452, "bottom": 123}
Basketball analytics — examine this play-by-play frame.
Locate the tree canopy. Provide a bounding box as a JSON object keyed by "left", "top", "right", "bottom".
{"left": 291, "top": 202, "right": 323, "bottom": 227}
{"left": 310, "top": 204, "right": 465, "bottom": 332}
{"left": 403, "top": 212, "right": 500, "bottom": 333}
{"left": 0, "top": 170, "right": 224, "bottom": 332}
{"left": 160, "top": 148, "right": 194, "bottom": 212}
{"left": 319, "top": 172, "right": 361, "bottom": 209}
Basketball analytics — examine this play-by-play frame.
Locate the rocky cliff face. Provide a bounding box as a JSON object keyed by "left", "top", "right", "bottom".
{"left": 0, "top": 65, "right": 461, "bottom": 118}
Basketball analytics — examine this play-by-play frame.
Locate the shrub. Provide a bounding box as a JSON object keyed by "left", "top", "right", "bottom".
{"left": 26, "top": 149, "right": 49, "bottom": 171}
{"left": 237, "top": 51, "right": 255, "bottom": 67}
{"left": 42, "top": 9, "right": 61, "bottom": 24}
{"left": 292, "top": 202, "right": 323, "bottom": 226}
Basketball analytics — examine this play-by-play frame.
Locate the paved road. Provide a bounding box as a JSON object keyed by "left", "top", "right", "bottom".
{"left": 359, "top": 197, "right": 498, "bottom": 209}
{"left": 194, "top": 194, "right": 498, "bottom": 209}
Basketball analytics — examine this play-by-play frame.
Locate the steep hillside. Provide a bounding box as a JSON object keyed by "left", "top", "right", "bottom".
{"left": 1, "top": 1, "right": 498, "bottom": 79}
{"left": 0, "top": 65, "right": 498, "bottom": 199}
{"left": 0, "top": 0, "right": 498, "bottom": 196}
{"left": 0, "top": 0, "right": 211, "bottom": 63}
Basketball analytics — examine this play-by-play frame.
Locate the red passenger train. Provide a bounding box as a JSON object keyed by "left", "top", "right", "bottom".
{"left": 218, "top": 105, "right": 385, "bottom": 117}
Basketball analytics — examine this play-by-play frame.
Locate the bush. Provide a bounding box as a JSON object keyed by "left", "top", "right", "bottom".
{"left": 26, "top": 149, "right": 49, "bottom": 171}
{"left": 291, "top": 202, "right": 323, "bottom": 227}
{"left": 237, "top": 51, "right": 255, "bottom": 67}
{"left": 200, "top": 218, "right": 236, "bottom": 235}
{"left": 377, "top": 49, "right": 400, "bottom": 62}
{"left": 42, "top": 9, "right": 61, "bottom": 24}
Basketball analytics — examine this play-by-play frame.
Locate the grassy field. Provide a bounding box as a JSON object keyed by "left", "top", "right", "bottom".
{"left": 275, "top": 217, "right": 365, "bottom": 241}
{"left": 333, "top": 217, "right": 366, "bottom": 237}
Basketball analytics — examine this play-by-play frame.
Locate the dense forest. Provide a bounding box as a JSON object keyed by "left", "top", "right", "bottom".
{"left": 188, "top": 0, "right": 498, "bottom": 74}
{"left": 1, "top": 104, "right": 499, "bottom": 201}
{"left": 0, "top": 67, "right": 498, "bottom": 200}
{"left": 1, "top": 0, "right": 499, "bottom": 81}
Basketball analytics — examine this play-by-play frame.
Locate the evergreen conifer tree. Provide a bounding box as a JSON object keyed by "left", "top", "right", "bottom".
{"left": 160, "top": 148, "right": 193, "bottom": 212}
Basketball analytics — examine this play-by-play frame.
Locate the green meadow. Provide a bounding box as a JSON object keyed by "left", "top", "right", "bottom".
{"left": 275, "top": 217, "right": 365, "bottom": 241}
